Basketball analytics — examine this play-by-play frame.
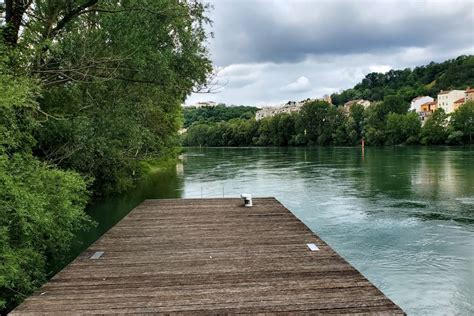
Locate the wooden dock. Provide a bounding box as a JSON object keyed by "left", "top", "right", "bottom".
{"left": 11, "top": 198, "right": 404, "bottom": 315}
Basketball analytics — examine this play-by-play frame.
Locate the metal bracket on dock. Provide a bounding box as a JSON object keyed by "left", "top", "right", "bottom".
{"left": 90, "top": 251, "right": 105, "bottom": 259}
{"left": 307, "top": 243, "right": 319, "bottom": 251}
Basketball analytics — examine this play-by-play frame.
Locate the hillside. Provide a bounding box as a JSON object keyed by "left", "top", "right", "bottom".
{"left": 331, "top": 55, "right": 474, "bottom": 105}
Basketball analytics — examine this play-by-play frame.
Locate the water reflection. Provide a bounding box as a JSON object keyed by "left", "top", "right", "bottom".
{"left": 182, "top": 147, "right": 473, "bottom": 224}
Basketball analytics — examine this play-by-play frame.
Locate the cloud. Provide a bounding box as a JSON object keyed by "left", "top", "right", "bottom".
{"left": 217, "top": 63, "right": 267, "bottom": 88}
{"left": 369, "top": 65, "right": 392, "bottom": 74}
{"left": 187, "top": 0, "right": 474, "bottom": 106}
{"left": 207, "top": 0, "right": 473, "bottom": 66}
{"left": 281, "top": 76, "right": 311, "bottom": 93}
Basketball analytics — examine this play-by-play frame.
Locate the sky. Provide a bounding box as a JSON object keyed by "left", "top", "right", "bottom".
{"left": 186, "top": 0, "right": 474, "bottom": 107}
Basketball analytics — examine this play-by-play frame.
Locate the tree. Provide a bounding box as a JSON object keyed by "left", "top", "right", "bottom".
{"left": 2, "top": 0, "right": 214, "bottom": 194}
{"left": 421, "top": 108, "right": 449, "bottom": 144}
{"left": 330, "top": 56, "right": 474, "bottom": 103}
{"left": 299, "top": 101, "right": 335, "bottom": 145}
{"left": 349, "top": 103, "right": 365, "bottom": 142}
{"left": 382, "top": 95, "right": 409, "bottom": 115}
{"left": 4, "top": 1, "right": 213, "bottom": 88}
{"left": 0, "top": 63, "right": 92, "bottom": 311}
{"left": 363, "top": 103, "right": 387, "bottom": 145}
{"left": 183, "top": 105, "right": 259, "bottom": 128}
{"left": 269, "top": 113, "right": 295, "bottom": 146}
{"left": 1, "top": 1, "right": 214, "bottom": 311}
{"left": 449, "top": 101, "right": 474, "bottom": 144}
{"left": 386, "top": 112, "right": 421, "bottom": 145}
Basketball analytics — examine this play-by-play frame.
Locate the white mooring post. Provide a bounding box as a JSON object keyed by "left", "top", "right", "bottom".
{"left": 240, "top": 194, "right": 253, "bottom": 207}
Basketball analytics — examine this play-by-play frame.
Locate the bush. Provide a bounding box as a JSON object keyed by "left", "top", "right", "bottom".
{"left": 0, "top": 68, "right": 92, "bottom": 312}
{"left": 447, "top": 131, "right": 464, "bottom": 144}
{"left": 0, "top": 154, "right": 92, "bottom": 311}
{"left": 449, "top": 101, "right": 474, "bottom": 144}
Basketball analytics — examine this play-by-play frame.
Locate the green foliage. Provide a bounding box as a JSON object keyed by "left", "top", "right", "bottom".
{"left": 331, "top": 55, "right": 474, "bottom": 105}
{"left": 183, "top": 57, "right": 473, "bottom": 148}
{"left": 382, "top": 95, "right": 409, "bottom": 115}
{"left": 299, "top": 101, "right": 337, "bottom": 145}
{"left": 363, "top": 102, "right": 387, "bottom": 145}
{"left": 34, "top": 82, "right": 183, "bottom": 194}
{"left": 1, "top": 0, "right": 213, "bottom": 311}
{"left": 449, "top": 101, "right": 474, "bottom": 144}
{"left": 386, "top": 112, "right": 421, "bottom": 145}
{"left": 183, "top": 119, "right": 257, "bottom": 147}
{"left": 363, "top": 95, "right": 415, "bottom": 145}
{"left": 254, "top": 113, "right": 297, "bottom": 146}
{"left": 3, "top": 0, "right": 213, "bottom": 194}
{"left": 183, "top": 104, "right": 259, "bottom": 128}
{"left": 0, "top": 68, "right": 92, "bottom": 311}
{"left": 349, "top": 104, "right": 365, "bottom": 138}
{"left": 0, "top": 79, "right": 38, "bottom": 154}
{"left": 184, "top": 101, "right": 348, "bottom": 147}
{"left": 0, "top": 153, "right": 91, "bottom": 311}
{"left": 183, "top": 96, "right": 472, "bottom": 147}
{"left": 421, "top": 109, "right": 449, "bottom": 145}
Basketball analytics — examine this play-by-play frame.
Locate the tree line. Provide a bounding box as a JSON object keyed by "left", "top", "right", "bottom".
{"left": 1, "top": 0, "right": 212, "bottom": 311}
{"left": 183, "top": 98, "right": 474, "bottom": 147}
{"left": 183, "top": 104, "right": 258, "bottom": 128}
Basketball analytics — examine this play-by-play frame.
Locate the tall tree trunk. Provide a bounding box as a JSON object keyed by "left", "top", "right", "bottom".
{"left": 3, "top": 0, "right": 31, "bottom": 46}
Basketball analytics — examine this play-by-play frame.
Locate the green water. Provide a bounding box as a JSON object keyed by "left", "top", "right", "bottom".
{"left": 70, "top": 147, "right": 473, "bottom": 315}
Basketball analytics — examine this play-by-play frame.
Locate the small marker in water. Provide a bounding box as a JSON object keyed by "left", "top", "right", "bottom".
{"left": 307, "top": 243, "right": 319, "bottom": 251}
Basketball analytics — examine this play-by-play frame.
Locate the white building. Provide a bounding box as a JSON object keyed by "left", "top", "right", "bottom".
{"left": 437, "top": 90, "right": 465, "bottom": 114}
{"left": 255, "top": 101, "right": 304, "bottom": 120}
{"left": 410, "top": 96, "right": 434, "bottom": 112}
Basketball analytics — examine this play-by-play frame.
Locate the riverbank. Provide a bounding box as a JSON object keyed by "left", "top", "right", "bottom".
{"left": 182, "top": 100, "right": 473, "bottom": 148}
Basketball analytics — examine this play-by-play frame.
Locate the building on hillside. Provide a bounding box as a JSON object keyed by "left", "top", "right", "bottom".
{"left": 343, "top": 99, "right": 371, "bottom": 111}
{"left": 465, "top": 87, "right": 474, "bottom": 103}
{"left": 419, "top": 100, "right": 438, "bottom": 123}
{"left": 255, "top": 107, "right": 279, "bottom": 120}
{"left": 453, "top": 98, "right": 465, "bottom": 111}
{"left": 255, "top": 97, "right": 332, "bottom": 120}
{"left": 410, "top": 96, "right": 434, "bottom": 112}
{"left": 437, "top": 90, "right": 465, "bottom": 114}
{"left": 255, "top": 101, "right": 304, "bottom": 120}
{"left": 322, "top": 94, "right": 332, "bottom": 105}
{"left": 192, "top": 101, "right": 217, "bottom": 108}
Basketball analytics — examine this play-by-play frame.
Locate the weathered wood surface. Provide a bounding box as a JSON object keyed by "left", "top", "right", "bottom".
{"left": 10, "top": 198, "right": 404, "bottom": 315}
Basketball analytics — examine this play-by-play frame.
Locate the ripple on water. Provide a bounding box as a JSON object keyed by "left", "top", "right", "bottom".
{"left": 456, "top": 197, "right": 474, "bottom": 205}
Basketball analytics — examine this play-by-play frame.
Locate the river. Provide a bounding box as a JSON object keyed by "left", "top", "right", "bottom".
{"left": 67, "top": 146, "right": 473, "bottom": 315}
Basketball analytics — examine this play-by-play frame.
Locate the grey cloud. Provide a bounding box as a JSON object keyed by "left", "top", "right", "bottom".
{"left": 208, "top": 0, "right": 473, "bottom": 66}
{"left": 187, "top": 0, "right": 473, "bottom": 106}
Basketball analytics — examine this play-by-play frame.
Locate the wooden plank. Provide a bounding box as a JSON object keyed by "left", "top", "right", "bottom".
{"left": 10, "top": 198, "right": 404, "bottom": 315}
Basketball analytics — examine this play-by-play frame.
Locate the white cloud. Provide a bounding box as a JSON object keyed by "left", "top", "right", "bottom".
{"left": 281, "top": 76, "right": 311, "bottom": 93}
{"left": 369, "top": 65, "right": 392, "bottom": 74}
